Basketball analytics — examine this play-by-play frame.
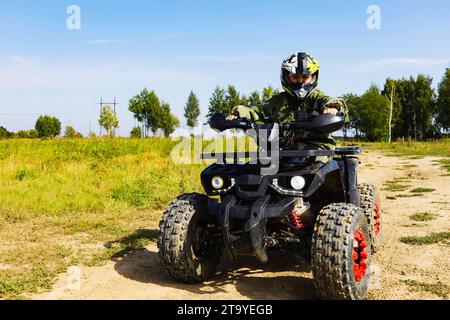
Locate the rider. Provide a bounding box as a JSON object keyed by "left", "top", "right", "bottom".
{"left": 228, "top": 52, "right": 347, "bottom": 161}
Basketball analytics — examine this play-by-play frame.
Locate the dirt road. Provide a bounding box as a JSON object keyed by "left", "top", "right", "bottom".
{"left": 33, "top": 152, "right": 450, "bottom": 300}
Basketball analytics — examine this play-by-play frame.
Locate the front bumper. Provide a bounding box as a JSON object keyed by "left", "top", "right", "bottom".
{"left": 207, "top": 194, "right": 297, "bottom": 263}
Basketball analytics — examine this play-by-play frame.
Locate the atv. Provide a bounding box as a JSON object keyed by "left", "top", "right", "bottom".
{"left": 158, "top": 112, "right": 382, "bottom": 300}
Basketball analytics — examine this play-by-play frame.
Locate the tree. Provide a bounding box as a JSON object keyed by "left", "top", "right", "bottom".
{"left": 386, "top": 76, "right": 436, "bottom": 140}
{"left": 436, "top": 68, "right": 450, "bottom": 132}
{"left": 17, "top": 130, "right": 39, "bottom": 139}
{"left": 207, "top": 85, "right": 249, "bottom": 119}
{"left": 130, "top": 126, "right": 142, "bottom": 139}
{"left": 382, "top": 79, "right": 403, "bottom": 143}
{"left": 357, "top": 85, "right": 390, "bottom": 142}
{"left": 245, "top": 86, "right": 280, "bottom": 109}
{"left": 129, "top": 88, "right": 163, "bottom": 137}
{"left": 0, "top": 126, "right": 12, "bottom": 139}
{"left": 225, "top": 85, "right": 244, "bottom": 110}
{"left": 64, "top": 126, "right": 83, "bottom": 139}
{"left": 98, "top": 105, "right": 119, "bottom": 138}
{"left": 385, "top": 78, "right": 412, "bottom": 140}
{"left": 129, "top": 94, "right": 145, "bottom": 134}
{"left": 262, "top": 86, "right": 279, "bottom": 102}
{"left": 343, "top": 93, "right": 362, "bottom": 139}
{"left": 245, "top": 90, "right": 262, "bottom": 109}
{"left": 207, "top": 86, "right": 228, "bottom": 119}
{"left": 184, "top": 91, "right": 201, "bottom": 133}
{"left": 160, "top": 102, "right": 180, "bottom": 137}
{"left": 414, "top": 75, "right": 436, "bottom": 139}
{"left": 35, "top": 115, "right": 61, "bottom": 138}
{"left": 65, "top": 126, "right": 76, "bottom": 138}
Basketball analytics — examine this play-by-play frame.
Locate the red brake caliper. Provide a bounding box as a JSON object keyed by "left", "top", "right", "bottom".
{"left": 374, "top": 202, "right": 381, "bottom": 236}
{"left": 353, "top": 230, "right": 368, "bottom": 282}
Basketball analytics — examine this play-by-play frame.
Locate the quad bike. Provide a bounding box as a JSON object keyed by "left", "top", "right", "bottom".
{"left": 158, "top": 112, "right": 382, "bottom": 300}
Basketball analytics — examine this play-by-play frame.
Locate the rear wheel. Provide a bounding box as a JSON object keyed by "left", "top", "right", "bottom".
{"left": 158, "top": 193, "right": 223, "bottom": 283}
{"left": 358, "top": 183, "right": 382, "bottom": 252}
{"left": 312, "top": 203, "right": 371, "bottom": 300}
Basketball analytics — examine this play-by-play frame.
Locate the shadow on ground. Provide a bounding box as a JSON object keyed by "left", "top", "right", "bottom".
{"left": 109, "top": 228, "right": 317, "bottom": 300}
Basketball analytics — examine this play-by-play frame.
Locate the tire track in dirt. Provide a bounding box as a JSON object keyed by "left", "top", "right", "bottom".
{"left": 33, "top": 152, "right": 450, "bottom": 300}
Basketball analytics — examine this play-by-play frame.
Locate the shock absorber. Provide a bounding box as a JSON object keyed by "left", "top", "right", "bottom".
{"left": 289, "top": 206, "right": 304, "bottom": 230}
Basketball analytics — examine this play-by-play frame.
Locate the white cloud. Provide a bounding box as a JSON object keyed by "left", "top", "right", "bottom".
{"left": 343, "top": 58, "right": 450, "bottom": 73}
{"left": 10, "top": 55, "right": 35, "bottom": 65}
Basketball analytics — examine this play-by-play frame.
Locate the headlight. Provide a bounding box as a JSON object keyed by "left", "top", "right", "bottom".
{"left": 291, "top": 176, "right": 306, "bottom": 190}
{"left": 212, "top": 176, "right": 224, "bottom": 189}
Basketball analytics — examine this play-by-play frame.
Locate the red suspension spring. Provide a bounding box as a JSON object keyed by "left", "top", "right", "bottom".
{"left": 289, "top": 208, "right": 304, "bottom": 229}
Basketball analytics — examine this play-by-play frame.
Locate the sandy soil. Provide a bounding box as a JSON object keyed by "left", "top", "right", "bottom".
{"left": 33, "top": 152, "right": 450, "bottom": 300}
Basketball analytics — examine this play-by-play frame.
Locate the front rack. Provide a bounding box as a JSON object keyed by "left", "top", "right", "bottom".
{"left": 200, "top": 147, "right": 362, "bottom": 161}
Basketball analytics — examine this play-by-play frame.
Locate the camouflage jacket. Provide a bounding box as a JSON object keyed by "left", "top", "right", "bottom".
{"left": 232, "top": 89, "right": 348, "bottom": 143}
{"left": 233, "top": 89, "right": 347, "bottom": 123}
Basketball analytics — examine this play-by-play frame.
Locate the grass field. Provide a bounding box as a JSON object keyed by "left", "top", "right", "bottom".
{"left": 0, "top": 138, "right": 207, "bottom": 299}
{"left": 358, "top": 139, "right": 450, "bottom": 158}
{"left": 0, "top": 137, "right": 449, "bottom": 299}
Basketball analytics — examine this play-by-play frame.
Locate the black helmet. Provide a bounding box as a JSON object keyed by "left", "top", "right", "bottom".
{"left": 281, "top": 52, "right": 320, "bottom": 100}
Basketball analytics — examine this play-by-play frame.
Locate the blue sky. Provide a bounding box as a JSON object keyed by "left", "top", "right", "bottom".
{"left": 1, "top": 0, "right": 450, "bottom": 136}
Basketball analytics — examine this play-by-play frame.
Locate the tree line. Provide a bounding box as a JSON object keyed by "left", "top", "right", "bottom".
{"left": 0, "top": 115, "right": 82, "bottom": 139}
{"left": 128, "top": 88, "right": 180, "bottom": 138}
{"left": 127, "top": 85, "right": 279, "bottom": 138}
{"left": 1, "top": 68, "right": 449, "bottom": 141}
{"left": 345, "top": 68, "right": 450, "bottom": 141}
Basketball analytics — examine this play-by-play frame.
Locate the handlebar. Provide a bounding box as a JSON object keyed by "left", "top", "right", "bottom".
{"left": 209, "top": 112, "right": 346, "bottom": 135}
{"left": 209, "top": 113, "right": 253, "bottom": 132}
{"left": 282, "top": 113, "right": 346, "bottom": 134}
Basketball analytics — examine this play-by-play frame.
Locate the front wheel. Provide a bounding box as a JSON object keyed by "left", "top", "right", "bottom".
{"left": 358, "top": 183, "right": 382, "bottom": 252}
{"left": 312, "top": 203, "right": 371, "bottom": 300}
{"left": 157, "top": 193, "right": 223, "bottom": 283}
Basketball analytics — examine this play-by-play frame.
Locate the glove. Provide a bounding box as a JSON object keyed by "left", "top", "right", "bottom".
{"left": 323, "top": 107, "right": 339, "bottom": 116}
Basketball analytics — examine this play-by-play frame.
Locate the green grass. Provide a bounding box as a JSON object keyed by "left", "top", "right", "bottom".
{"left": 409, "top": 212, "right": 437, "bottom": 222}
{"left": 410, "top": 188, "right": 436, "bottom": 193}
{"left": 396, "top": 193, "right": 424, "bottom": 198}
{"left": 15, "top": 168, "right": 35, "bottom": 181}
{"left": 400, "top": 232, "right": 450, "bottom": 245}
{"left": 393, "top": 176, "right": 414, "bottom": 181}
{"left": 0, "top": 138, "right": 448, "bottom": 299}
{"left": 401, "top": 280, "right": 449, "bottom": 300}
{"left": 360, "top": 140, "right": 450, "bottom": 179}
{"left": 437, "top": 159, "right": 450, "bottom": 173}
{"left": 360, "top": 139, "right": 450, "bottom": 157}
{"left": 383, "top": 179, "right": 411, "bottom": 192}
{"left": 0, "top": 267, "right": 60, "bottom": 300}
{"left": 0, "top": 138, "right": 209, "bottom": 299}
